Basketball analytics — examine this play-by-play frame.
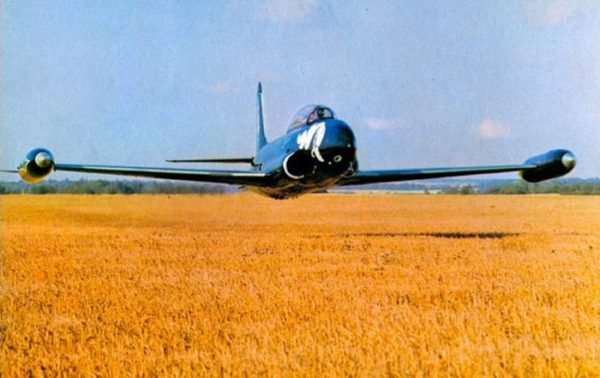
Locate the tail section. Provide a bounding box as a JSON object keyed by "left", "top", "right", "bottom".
{"left": 166, "top": 83, "right": 266, "bottom": 166}
{"left": 256, "top": 82, "right": 268, "bottom": 153}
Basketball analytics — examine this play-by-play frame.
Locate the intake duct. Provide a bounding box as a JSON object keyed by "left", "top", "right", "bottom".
{"left": 283, "top": 151, "right": 314, "bottom": 179}
{"left": 520, "top": 149, "right": 576, "bottom": 183}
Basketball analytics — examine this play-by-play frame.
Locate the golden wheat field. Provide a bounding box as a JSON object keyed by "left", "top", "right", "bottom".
{"left": 1, "top": 193, "right": 599, "bottom": 376}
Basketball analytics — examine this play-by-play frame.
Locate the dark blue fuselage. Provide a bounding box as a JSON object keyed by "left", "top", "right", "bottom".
{"left": 250, "top": 119, "right": 357, "bottom": 199}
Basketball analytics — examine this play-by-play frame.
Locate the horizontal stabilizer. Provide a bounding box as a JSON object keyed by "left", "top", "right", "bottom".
{"left": 0, "top": 169, "right": 19, "bottom": 173}
{"left": 166, "top": 157, "right": 254, "bottom": 164}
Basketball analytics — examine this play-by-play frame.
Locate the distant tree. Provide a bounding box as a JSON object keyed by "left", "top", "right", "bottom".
{"left": 442, "top": 186, "right": 459, "bottom": 194}
{"left": 31, "top": 184, "right": 57, "bottom": 194}
{"left": 459, "top": 185, "right": 475, "bottom": 195}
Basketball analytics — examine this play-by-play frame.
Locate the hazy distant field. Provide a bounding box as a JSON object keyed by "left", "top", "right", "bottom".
{"left": 1, "top": 194, "right": 599, "bottom": 376}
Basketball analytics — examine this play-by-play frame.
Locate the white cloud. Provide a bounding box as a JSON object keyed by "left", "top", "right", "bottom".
{"left": 364, "top": 117, "right": 402, "bottom": 130}
{"left": 526, "top": 1, "right": 578, "bottom": 25}
{"left": 211, "top": 80, "right": 237, "bottom": 94}
{"left": 259, "top": 0, "right": 319, "bottom": 23}
{"left": 476, "top": 119, "right": 510, "bottom": 139}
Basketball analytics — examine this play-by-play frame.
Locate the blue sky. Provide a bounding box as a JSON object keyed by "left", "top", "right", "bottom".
{"left": 2, "top": 0, "right": 599, "bottom": 179}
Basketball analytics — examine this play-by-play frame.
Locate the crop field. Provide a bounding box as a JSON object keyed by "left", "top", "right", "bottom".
{"left": 1, "top": 193, "right": 599, "bottom": 376}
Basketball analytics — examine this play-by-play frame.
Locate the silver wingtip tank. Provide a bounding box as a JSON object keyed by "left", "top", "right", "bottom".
{"left": 18, "top": 148, "right": 55, "bottom": 183}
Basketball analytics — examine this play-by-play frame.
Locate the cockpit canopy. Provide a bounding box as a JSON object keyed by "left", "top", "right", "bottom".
{"left": 288, "top": 105, "right": 335, "bottom": 132}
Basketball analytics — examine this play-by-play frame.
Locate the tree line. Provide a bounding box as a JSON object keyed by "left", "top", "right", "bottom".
{"left": 1, "top": 178, "right": 598, "bottom": 195}
{"left": 443, "top": 179, "right": 600, "bottom": 195}
{"left": 0, "top": 180, "right": 230, "bottom": 194}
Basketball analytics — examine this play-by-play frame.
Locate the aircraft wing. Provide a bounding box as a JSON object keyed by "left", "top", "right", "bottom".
{"left": 52, "top": 164, "right": 269, "bottom": 186}
{"left": 339, "top": 149, "right": 577, "bottom": 186}
{"left": 17, "top": 149, "right": 270, "bottom": 186}
{"left": 338, "top": 164, "right": 534, "bottom": 186}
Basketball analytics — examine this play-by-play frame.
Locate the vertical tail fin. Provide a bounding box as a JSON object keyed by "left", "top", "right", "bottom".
{"left": 256, "top": 82, "right": 267, "bottom": 153}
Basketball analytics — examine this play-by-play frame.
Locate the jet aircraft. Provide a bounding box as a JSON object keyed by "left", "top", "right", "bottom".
{"left": 15, "top": 83, "right": 576, "bottom": 199}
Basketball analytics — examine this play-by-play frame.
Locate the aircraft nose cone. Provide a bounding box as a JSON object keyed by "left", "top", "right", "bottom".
{"left": 316, "top": 121, "right": 356, "bottom": 171}
{"left": 328, "top": 122, "right": 355, "bottom": 149}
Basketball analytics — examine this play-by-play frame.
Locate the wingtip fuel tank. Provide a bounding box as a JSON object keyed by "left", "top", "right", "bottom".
{"left": 18, "top": 148, "right": 55, "bottom": 183}
{"left": 520, "top": 149, "right": 576, "bottom": 183}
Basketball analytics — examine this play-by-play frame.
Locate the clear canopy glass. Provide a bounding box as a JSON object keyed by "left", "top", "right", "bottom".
{"left": 288, "top": 105, "right": 335, "bottom": 132}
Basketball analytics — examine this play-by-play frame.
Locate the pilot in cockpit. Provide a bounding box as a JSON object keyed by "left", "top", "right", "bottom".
{"left": 308, "top": 107, "right": 329, "bottom": 123}
{"left": 317, "top": 108, "right": 326, "bottom": 119}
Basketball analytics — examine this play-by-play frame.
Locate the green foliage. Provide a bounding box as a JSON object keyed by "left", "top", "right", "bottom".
{"left": 437, "top": 179, "right": 600, "bottom": 195}
{"left": 459, "top": 185, "right": 476, "bottom": 195}
{"left": 1, "top": 178, "right": 599, "bottom": 195}
{"left": 0, "top": 180, "right": 229, "bottom": 195}
{"left": 484, "top": 180, "right": 600, "bottom": 195}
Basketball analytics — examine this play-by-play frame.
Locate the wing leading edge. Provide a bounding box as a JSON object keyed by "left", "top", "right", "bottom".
{"left": 53, "top": 164, "right": 268, "bottom": 186}
{"left": 339, "top": 164, "right": 535, "bottom": 186}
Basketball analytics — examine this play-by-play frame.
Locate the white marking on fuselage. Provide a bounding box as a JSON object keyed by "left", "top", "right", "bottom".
{"left": 296, "top": 122, "right": 326, "bottom": 162}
